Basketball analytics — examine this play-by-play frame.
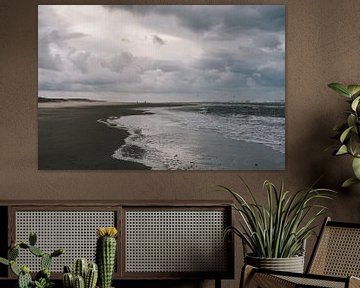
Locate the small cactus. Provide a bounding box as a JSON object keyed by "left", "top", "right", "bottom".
{"left": 64, "top": 265, "right": 72, "bottom": 273}
{"left": 19, "top": 243, "right": 30, "bottom": 249}
{"left": 0, "top": 232, "right": 63, "bottom": 288}
{"left": 0, "top": 257, "right": 9, "bottom": 266}
{"left": 96, "top": 227, "right": 118, "bottom": 288}
{"left": 21, "top": 265, "right": 30, "bottom": 274}
{"left": 35, "top": 268, "right": 50, "bottom": 281}
{"left": 63, "top": 272, "right": 74, "bottom": 288}
{"left": 29, "top": 232, "right": 37, "bottom": 246}
{"left": 51, "top": 248, "right": 64, "bottom": 258}
{"left": 9, "top": 247, "right": 19, "bottom": 260}
{"left": 63, "top": 259, "right": 98, "bottom": 288}
{"left": 74, "top": 275, "right": 85, "bottom": 288}
{"left": 18, "top": 269, "right": 32, "bottom": 288}
{"left": 10, "top": 260, "right": 20, "bottom": 276}
{"left": 41, "top": 253, "right": 52, "bottom": 270}
{"left": 29, "top": 245, "right": 44, "bottom": 257}
{"left": 85, "top": 263, "right": 98, "bottom": 288}
{"left": 74, "top": 258, "right": 88, "bottom": 279}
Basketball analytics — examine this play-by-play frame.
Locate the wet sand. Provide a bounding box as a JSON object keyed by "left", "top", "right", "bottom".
{"left": 38, "top": 104, "right": 152, "bottom": 170}
{"left": 38, "top": 102, "right": 284, "bottom": 170}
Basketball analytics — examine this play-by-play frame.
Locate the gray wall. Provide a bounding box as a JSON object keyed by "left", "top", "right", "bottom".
{"left": 1, "top": 0, "right": 360, "bottom": 287}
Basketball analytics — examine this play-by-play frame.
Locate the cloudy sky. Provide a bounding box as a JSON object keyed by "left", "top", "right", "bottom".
{"left": 38, "top": 5, "right": 285, "bottom": 102}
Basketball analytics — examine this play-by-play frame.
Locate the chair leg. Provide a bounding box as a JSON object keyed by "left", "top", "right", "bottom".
{"left": 215, "top": 278, "right": 221, "bottom": 288}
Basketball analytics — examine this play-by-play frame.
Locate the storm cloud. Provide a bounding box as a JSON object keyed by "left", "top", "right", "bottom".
{"left": 38, "top": 5, "right": 285, "bottom": 102}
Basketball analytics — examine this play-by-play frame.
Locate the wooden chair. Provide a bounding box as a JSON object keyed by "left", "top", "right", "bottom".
{"left": 241, "top": 217, "right": 360, "bottom": 288}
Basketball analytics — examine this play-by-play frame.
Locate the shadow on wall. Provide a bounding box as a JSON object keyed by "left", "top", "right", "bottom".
{"left": 288, "top": 101, "right": 360, "bottom": 267}
{"left": 296, "top": 105, "right": 360, "bottom": 222}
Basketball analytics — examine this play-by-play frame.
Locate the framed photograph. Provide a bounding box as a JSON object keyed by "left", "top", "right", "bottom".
{"left": 38, "top": 5, "right": 285, "bottom": 170}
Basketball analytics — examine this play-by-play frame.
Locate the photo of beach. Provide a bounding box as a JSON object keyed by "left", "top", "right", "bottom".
{"left": 38, "top": 5, "right": 285, "bottom": 170}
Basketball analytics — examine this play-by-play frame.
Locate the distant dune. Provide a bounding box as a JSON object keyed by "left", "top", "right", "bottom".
{"left": 38, "top": 97, "right": 104, "bottom": 103}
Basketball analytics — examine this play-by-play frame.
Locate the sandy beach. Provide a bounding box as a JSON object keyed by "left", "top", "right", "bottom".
{"left": 38, "top": 102, "right": 284, "bottom": 170}
{"left": 38, "top": 103, "right": 152, "bottom": 170}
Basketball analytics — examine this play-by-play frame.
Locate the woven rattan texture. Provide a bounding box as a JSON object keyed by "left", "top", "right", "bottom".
{"left": 277, "top": 275, "right": 345, "bottom": 288}
{"left": 249, "top": 273, "right": 297, "bottom": 288}
{"left": 125, "top": 210, "right": 227, "bottom": 272}
{"left": 15, "top": 211, "right": 115, "bottom": 272}
{"left": 309, "top": 226, "right": 360, "bottom": 277}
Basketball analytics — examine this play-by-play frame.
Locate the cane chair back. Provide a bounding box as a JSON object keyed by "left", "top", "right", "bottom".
{"left": 307, "top": 217, "right": 360, "bottom": 278}
{"left": 241, "top": 218, "right": 360, "bottom": 288}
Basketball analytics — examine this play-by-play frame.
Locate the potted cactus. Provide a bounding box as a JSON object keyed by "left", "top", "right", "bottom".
{"left": 96, "top": 227, "right": 118, "bottom": 288}
{"left": 0, "top": 232, "right": 63, "bottom": 288}
{"left": 62, "top": 258, "right": 98, "bottom": 288}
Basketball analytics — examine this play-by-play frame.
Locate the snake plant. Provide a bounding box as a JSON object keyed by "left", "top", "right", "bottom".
{"left": 221, "top": 179, "right": 335, "bottom": 258}
{"left": 328, "top": 83, "right": 360, "bottom": 187}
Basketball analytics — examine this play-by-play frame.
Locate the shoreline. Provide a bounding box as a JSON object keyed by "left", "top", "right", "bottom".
{"left": 111, "top": 110, "right": 284, "bottom": 170}
{"left": 38, "top": 102, "right": 284, "bottom": 170}
{"left": 38, "top": 101, "right": 197, "bottom": 109}
{"left": 38, "top": 105, "right": 151, "bottom": 170}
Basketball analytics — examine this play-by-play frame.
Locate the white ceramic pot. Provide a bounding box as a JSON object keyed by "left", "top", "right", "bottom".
{"left": 245, "top": 254, "right": 305, "bottom": 273}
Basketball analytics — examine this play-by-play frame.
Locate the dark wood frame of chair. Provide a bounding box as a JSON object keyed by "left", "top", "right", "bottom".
{"left": 241, "top": 217, "right": 360, "bottom": 288}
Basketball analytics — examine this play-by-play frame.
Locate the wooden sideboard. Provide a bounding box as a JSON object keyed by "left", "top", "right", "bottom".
{"left": 0, "top": 201, "right": 234, "bottom": 288}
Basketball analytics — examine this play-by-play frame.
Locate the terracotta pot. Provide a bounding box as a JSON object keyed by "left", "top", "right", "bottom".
{"left": 245, "top": 254, "right": 304, "bottom": 273}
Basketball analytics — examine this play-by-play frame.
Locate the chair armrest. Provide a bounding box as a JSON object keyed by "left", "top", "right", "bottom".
{"left": 240, "top": 265, "right": 349, "bottom": 288}
{"left": 349, "top": 276, "right": 360, "bottom": 288}
{"left": 240, "top": 265, "right": 296, "bottom": 288}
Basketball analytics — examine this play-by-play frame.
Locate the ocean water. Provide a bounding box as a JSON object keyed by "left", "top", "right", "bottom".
{"left": 103, "top": 102, "right": 285, "bottom": 170}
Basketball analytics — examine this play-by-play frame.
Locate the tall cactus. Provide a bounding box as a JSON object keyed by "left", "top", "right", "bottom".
{"left": 96, "top": 227, "right": 118, "bottom": 288}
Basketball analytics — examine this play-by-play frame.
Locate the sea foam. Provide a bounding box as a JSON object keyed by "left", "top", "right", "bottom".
{"left": 100, "top": 103, "right": 285, "bottom": 170}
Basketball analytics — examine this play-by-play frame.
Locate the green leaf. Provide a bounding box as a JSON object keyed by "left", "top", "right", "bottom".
{"left": 352, "top": 157, "right": 360, "bottom": 179}
{"left": 352, "top": 96, "right": 360, "bottom": 111}
{"left": 340, "top": 126, "right": 353, "bottom": 143}
{"left": 350, "top": 136, "right": 360, "bottom": 156}
{"left": 328, "top": 83, "right": 351, "bottom": 97}
{"left": 347, "top": 85, "right": 360, "bottom": 97}
{"left": 10, "top": 261, "right": 20, "bottom": 276}
{"left": 342, "top": 177, "right": 360, "bottom": 188}
{"left": 222, "top": 179, "right": 335, "bottom": 258}
{"left": 0, "top": 257, "right": 9, "bottom": 266}
{"left": 336, "top": 144, "right": 348, "bottom": 155}
{"left": 347, "top": 114, "right": 356, "bottom": 129}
